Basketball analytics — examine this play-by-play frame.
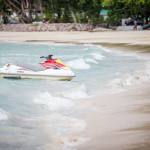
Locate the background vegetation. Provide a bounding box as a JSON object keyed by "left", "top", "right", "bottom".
{"left": 0, "top": 0, "right": 150, "bottom": 26}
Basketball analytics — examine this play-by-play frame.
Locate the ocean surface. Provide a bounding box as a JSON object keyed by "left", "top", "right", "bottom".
{"left": 0, "top": 42, "right": 150, "bottom": 150}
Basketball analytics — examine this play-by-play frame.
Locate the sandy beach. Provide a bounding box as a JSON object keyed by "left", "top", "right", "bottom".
{"left": 1, "top": 31, "right": 150, "bottom": 150}
{"left": 0, "top": 30, "right": 150, "bottom": 45}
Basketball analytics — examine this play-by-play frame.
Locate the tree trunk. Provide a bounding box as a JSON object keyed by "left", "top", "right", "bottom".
{"left": 6, "top": 0, "right": 33, "bottom": 23}
{"left": 95, "top": 11, "right": 100, "bottom": 26}
{"left": 26, "top": 0, "right": 33, "bottom": 23}
{"left": 91, "top": 14, "right": 94, "bottom": 26}
{"left": 35, "top": 9, "right": 38, "bottom": 20}
{"left": 69, "top": 6, "right": 78, "bottom": 23}
{"left": 90, "top": 1, "right": 94, "bottom": 27}
{"left": 39, "top": 0, "right": 43, "bottom": 16}
{"left": 50, "top": 0, "right": 55, "bottom": 19}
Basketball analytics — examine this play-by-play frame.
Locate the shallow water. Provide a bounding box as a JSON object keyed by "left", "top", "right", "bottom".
{"left": 0, "top": 42, "right": 150, "bottom": 150}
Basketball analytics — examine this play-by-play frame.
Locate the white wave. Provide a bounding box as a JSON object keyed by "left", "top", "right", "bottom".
{"left": 83, "top": 44, "right": 95, "bottom": 47}
{"left": 108, "top": 71, "right": 150, "bottom": 94}
{"left": 91, "top": 53, "right": 105, "bottom": 60}
{"left": 101, "top": 46, "right": 112, "bottom": 53}
{"left": 63, "top": 84, "right": 89, "bottom": 100}
{"left": 110, "top": 72, "right": 150, "bottom": 89}
{"left": 110, "top": 78, "right": 125, "bottom": 88}
{"left": 8, "top": 113, "right": 87, "bottom": 150}
{"left": 67, "top": 58, "right": 91, "bottom": 70}
{"left": 44, "top": 113, "right": 87, "bottom": 150}
{"left": 84, "top": 44, "right": 112, "bottom": 53}
{"left": 110, "top": 77, "right": 136, "bottom": 89}
{"left": 112, "top": 50, "right": 142, "bottom": 59}
{"left": 0, "top": 108, "right": 8, "bottom": 121}
{"left": 82, "top": 48, "right": 89, "bottom": 51}
{"left": 96, "top": 45, "right": 112, "bottom": 53}
{"left": 34, "top": 92, "right": 74, "bottom": 110}
{"left": 85, "top": 58, "right": 98, "bottom": 64}
{"left": 49, "top": 113, "right": 86, "bottom": 132}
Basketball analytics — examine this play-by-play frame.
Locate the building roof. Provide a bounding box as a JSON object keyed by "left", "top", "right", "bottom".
{"left": 100, "top": 10, "right": 108, "bottom": 15}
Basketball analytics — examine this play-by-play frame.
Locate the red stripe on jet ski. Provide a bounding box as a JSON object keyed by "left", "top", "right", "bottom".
{"left": 41, "top": 59, "right": 65, "bottom": 69}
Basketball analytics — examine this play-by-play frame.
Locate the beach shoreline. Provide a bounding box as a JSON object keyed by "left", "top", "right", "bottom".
{"left": 1, "top": 31, "right": 150, "bottom": 56}
{"left": 1, "top": 31, "right": 150, "bottom": 150}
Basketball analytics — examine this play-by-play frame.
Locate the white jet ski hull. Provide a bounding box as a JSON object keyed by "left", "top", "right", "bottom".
{"left": 0, "top": 59, "right": 75, "bottom": 81}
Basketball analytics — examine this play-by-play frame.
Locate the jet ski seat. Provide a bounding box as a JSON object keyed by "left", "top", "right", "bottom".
{"left": 6, "top": 60, "right": 46, "bottom": 72}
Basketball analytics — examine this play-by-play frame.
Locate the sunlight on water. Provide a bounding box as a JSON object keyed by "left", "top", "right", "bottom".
{"left": 0, "top": 42, "right": 150, "bottom": 149}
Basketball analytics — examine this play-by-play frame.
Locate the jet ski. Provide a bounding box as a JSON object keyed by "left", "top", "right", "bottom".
{"left": 0, "top": 55, "right": 75, "bottom": 81}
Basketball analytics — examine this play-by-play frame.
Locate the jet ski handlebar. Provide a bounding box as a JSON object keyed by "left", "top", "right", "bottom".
{"left": 40, "top": 55, "right": 53, "bottom": 60}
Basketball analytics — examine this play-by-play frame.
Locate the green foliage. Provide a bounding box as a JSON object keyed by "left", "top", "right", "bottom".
{"left": 0, "top": 0, "right": 103, "bottom": 25}
{"left": 44, "top": 6, "right": 52, "bottom": 20}
{"left": 43, "top": 0, "right": 103, "bottom": 24}
{"left": 107, "top": 11, "right": 122, "bottom": 26}
{"left": 103, "top": 0, "right": 150, "bottom": 25}
{"left": 61, "top": 9, "right": 73, "bottom": 23}
{"left": 78, "top": 0, "right": 103, "bottom": 25}
{"left": 76, "top": 14, "right": 88, "bottom": 23}
{"left": 0, "top": 0, "right": 10, "bottom": 15}
{"left": 2, "top": 0, "right": 149, "bottom": 26}
{"left": 97, "top": 15, "right": 105, "bottom": 24}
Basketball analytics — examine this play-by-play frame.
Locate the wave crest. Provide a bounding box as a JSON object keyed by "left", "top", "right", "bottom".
{"left": 0, "top": 108, "right": 8, "bottom": 121}
{"left": 91, "top": 53, "right": 105, "bottom": 60}
{"left": 34, "top": 92, "right": 74, "bottom": 110}
{"left": 110, "top": 73, "right": 150, "bottom": 89}
{"left": 67, "top": 58, "right": 91, "bottom": 70}
{"left": 63, "top": 84, "right": 89, "bottom": 100}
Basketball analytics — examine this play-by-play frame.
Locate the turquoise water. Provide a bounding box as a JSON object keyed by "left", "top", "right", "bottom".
{"left": 0, "top": 42, "right": 149, "bottom": 150}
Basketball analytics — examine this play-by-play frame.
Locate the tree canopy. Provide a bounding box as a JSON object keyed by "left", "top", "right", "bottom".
{"left": 103, "top": 0, "right": 150, "bottom": 24}
{"left": 0, "top": 0, "right": 150, "bottom": 25}
{"left": 0, "top": 0, "right": 104, "bottom": 25}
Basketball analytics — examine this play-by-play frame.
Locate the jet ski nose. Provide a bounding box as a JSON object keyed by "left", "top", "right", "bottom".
{"left": 72, "top": 72, "right": 76, "bottom": 77}
{"left": 69, "top": 70, "right": 76, "bottom": 77}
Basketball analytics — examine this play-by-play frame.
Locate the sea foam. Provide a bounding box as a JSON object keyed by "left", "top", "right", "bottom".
{"left": 63, "top": 84, "right": 89, "bottom": 100}
{"left": 91, "top": 53, "right": 105, "bottom": 60}
{"left": 0, "top": 108, "right": 8, "bottom": 121}
{"left": 85, "top": 58, "right": 98, "bottom": 64}
{"left": 44, "top": 113, "right": 87, "bottom": 150}
{"left": 101, "top": 46, "right": 112, "bottom": 53}
{"left": 110, "top": 72, "right": 150, "bottom": 89}
{"left": 34, "top": 92, "right": 74, "bottom": 110}
{"left": 67, "top": 58, "right": 91, "bottom": 70}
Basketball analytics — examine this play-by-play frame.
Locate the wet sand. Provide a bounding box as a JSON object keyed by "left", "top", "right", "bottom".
{"left": 1, "top": 31, "right": 150, "bottom": 150}
{"left": 76, "top": 83, "right": 150, "bottom": 150}
{"left": 99, "top": 43, "right": 150, "bottom": 55}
